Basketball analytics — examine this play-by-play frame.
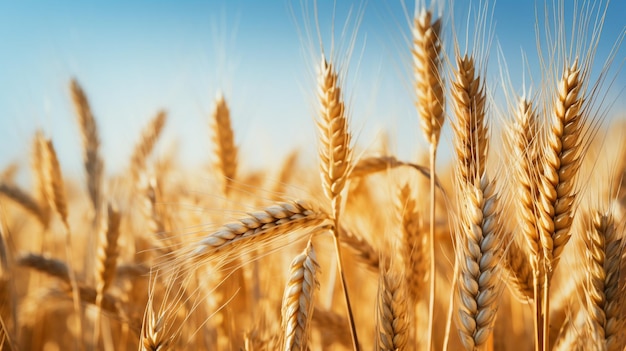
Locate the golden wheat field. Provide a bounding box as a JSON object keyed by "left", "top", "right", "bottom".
{"left": 0, "top": 0, "right": 625, "bottom": 350}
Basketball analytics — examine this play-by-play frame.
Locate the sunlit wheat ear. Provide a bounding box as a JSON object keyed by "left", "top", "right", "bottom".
{"left": 95, "top": 204, "right": 121, "bottom": 295}
{"left": 537, "top": 59, "right": 584, "bottom": 273}
{"left": 396, "top": 183, "right": 427, "bottom": 303}
{"left": 188, "top": 200, "right": 330, "bottom": 266}
{"left": 375, "top": 265, "right": 409, "bottom": 351}
{"left": 211, "top": 92, "right": 238, "bottom": 196}
{"left": 584, "top": 210, "right": 626, "bottom": 350}
{"left": 70, "top": 78, "right": 103, "bottom": 214}
{"left": 451, "top": 54, "right": 488, "bottom": 184}
{"left": 510, "top": 98, "right": 542, "bottom": 271}
{"left": 455, "top": 176, "right": 503, "bottom": 350}
{"left": 317, "top": 55, "right": 352, "bottom": 220}
{"left": 130, "top": 110, "right": 167, "bottom": 182}
{"left": 280, "top": 240, "right": 319, "bottom": 351}
{"left": 413, "top": 9, "right": 444, "bottom": 147}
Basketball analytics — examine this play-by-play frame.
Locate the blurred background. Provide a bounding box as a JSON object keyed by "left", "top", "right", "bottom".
{"left": 0, "top": 0, "right": 624, "bottom": 180}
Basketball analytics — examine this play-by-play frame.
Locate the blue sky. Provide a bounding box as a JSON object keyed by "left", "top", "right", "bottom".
{"left": 0, "top": 0, "right": 624, "bottom": 180}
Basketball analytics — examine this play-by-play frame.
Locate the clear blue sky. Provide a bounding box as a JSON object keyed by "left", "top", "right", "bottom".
{"left": 0, "top": 0, "right": 624, "bottom": 180}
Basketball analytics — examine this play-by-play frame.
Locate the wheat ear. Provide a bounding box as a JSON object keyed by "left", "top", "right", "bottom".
{"left": 31, "top": 131, "right": 51, "bottom": 228}
{"left": 375, "top": 265, "right": 409, "bottom": 351}
{"left": 409, "top": 19, "right": 439, "bottom": 245}
{"left": 39, "top": 137, "right": 84, "bottom": 349}
{"left": 0, "top": 183, "right": 47, "bottom": 226}
{"left": 39, "top": 138, "right": 68, "bottom": 226}
{"left": 70, "top": 79, "right": 103, "bottom": 216}
{"left": 584, "top": 210, "right": 626, "bottom": 350}
{"left": 130, "top": 110, "right": 167, "bottom": 182}
{"left": 95, "top": 204, "right": 121, "bottom": 295}
{"left": 455, "top": 176, "right": 503, "bottom": 350}
{"left": 536, "top": 59, "right": 585, "bottom": 350}
{"left": 211, "top": 92, "right": 238, "bottom": 195}
{"left": 451, "top": 55, "right": 488, "bottom": 183}
{"left": 281, "top": 240, "right": 319, "bottom": 351}
{"left": 339, "top": 228, "right": 379, "bottom": 272}
{"left": 17, "top": 253, "right": 70, "bottom": 284}
{"left": 190, "top": 200, "right": 329, "bottom": 266}
{"left": 317, "top": 54, "right": 360, "bottom": 350}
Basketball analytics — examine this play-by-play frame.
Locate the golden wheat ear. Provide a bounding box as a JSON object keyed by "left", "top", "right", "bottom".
{"left": 280, "top": 240, "right": 319, "bottom": 351}
{"left": 413, "top": 14, "right": 445, "bottom": 342}
{"left": 210, "top": 92, "right": 238, "bottom": 196}
{"left": 375, "top": 263, "right": 409, "bottom": 351}
{"left": 316, "top": 54, "right": 360, "bottom": 350}
{"left": 69, "top": 78, "right": 103, "bottom": 217}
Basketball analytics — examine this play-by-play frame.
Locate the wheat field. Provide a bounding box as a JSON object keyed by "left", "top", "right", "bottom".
{"left": 0, "top": 1, "right": 625, "bottom": 350}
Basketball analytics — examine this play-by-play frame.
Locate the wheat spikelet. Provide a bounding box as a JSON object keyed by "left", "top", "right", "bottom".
{"left": 455, "top": 176, "right": 503, "bottom": 350}
{"left": 190, "top": 200, "right": 329, "bottom": 264}
{"left": 70, "top": 79, "right": 103, "bottom": 214}
{"left": 39, "top": 137, "right": 68, "bottom": 225}
{"left": 281, "top": 240, "right": 319, "bottom": 351}
{"left": 317, "top": 55, "right": 352, "bottom": 219}
{"left": 130, "top": 110, "right": 167, "bottom": 182}
{"left": 413, "top": 9, "right": 444, "bottom": 147}
{"left": 211, "top": 92, "right": 238, "bottom": 195}
{"left": 95, "top": 204, "right": 121, "bottom": 295}
{"left": 375, "top": 265, "right": 409, "bottom": 351}
{"left": 451, "top": 55, "right": 488, "bottom": 184}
